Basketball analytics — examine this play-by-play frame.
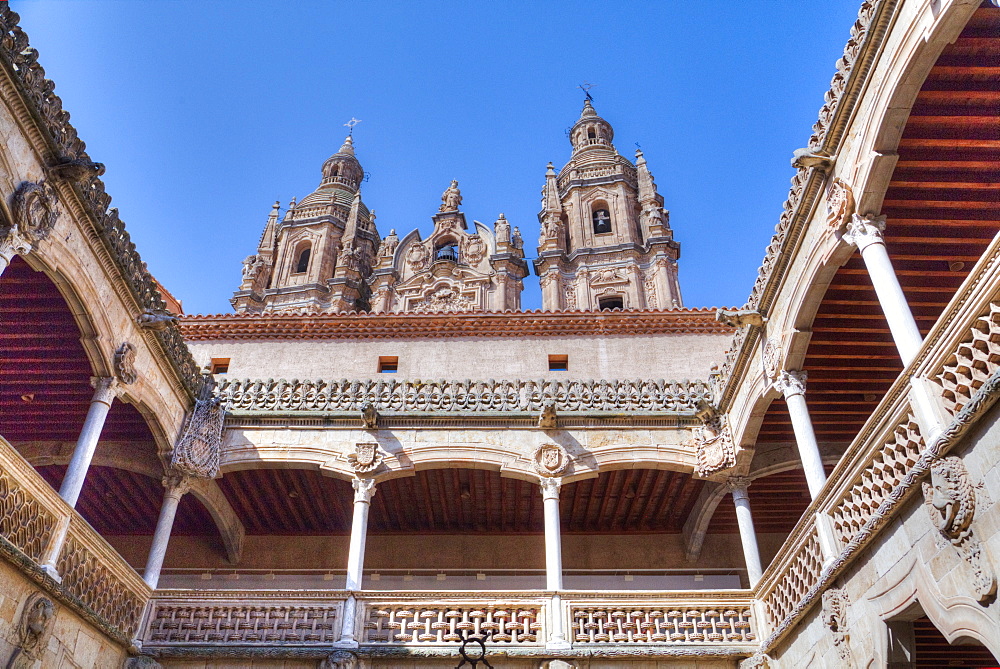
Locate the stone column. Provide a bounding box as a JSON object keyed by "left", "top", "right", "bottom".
{"left": 59, "top": 377, "right": 118, "bottom": 508}
{"left": 143, "top": 474, "right": 193, "bottom": 589}
{"left": 540, "top": 477, "right": 570, "bottom": 649}
{"left": 337, "top": 477, "right": 376, "bottom": 647}
{"left": 843, "top": 214, "right": 923, "bottom": 365}
{"left": 775, "top": 370, "right": 827, "bottom": 500}
{"left": 0, "top": 229, "right": 30, "bottom": 277}
{"left": 727, "top": 477, "right": 763, "bottom": 587}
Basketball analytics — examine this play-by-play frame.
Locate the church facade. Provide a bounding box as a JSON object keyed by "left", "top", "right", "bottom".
{"left": 1, "top": 1, "right": 999, "bottom": 668}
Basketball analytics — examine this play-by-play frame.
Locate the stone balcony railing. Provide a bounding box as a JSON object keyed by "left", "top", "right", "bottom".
{"left": 138, "top": 590, "right": 757, "bottom": 662}
{"left": 218, "top": 377, "right": 712, "bottom": 416}
{"left": 751, "top": 231, "right": 1000, "bottom": 649}
{"left": 0, "top": 436, "right": 151, "bottom": 643}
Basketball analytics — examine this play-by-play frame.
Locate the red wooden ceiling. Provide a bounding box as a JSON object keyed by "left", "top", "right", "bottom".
{"left": 756, "top": 7, "right": 1000, "bottom": 448}
{"left": 0, "top": 257, "right": 153, "bottom": 442}
{"left": 709, "top": 468, "right": 815, "bottom": 535}
{"left": 215, "top": 467, "right": 704, "bottom": 535}
{"left": 913, "top": 616, "right": 998, "bottom": 668}
{"left": 36, "top": 465, "right": 215, "bottom": 535}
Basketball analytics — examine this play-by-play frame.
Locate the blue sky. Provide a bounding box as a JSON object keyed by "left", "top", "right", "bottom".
{"left": 15, "top": 1, "right": 861, "bottom": 314}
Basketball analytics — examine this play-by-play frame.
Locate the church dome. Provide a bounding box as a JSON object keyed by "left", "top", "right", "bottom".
{"left": 320, "top": 135, "right": 364, "bottom": 190}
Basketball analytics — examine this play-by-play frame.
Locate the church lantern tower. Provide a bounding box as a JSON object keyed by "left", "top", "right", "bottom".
{"left": 231, "top": 136, "right": 380, "bottom": 313}
{"left": 533, "top": 100, "right": 682, "bottom": 311}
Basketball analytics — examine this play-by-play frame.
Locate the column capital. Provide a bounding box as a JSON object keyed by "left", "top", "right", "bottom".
{"left": 352, "top": 476, "right": 377, "bottom": 503}
{"left": 843, "top": 213, "right": 886, "bottom": 252}
{"left": 0, "top": 227, "right": 32, "bottom": 262}
{"left": 539, "top": 476, "right": 562, "bottom": 500}
{"left": 726, "top": 476, "right": 752, "bottom": 498}
{"left": 162, "top": 473, "right": 194, "bottom": 499}
{"left": 89, "top": 376, "right": 120, "bottom": 405}
{"left": 775, "top": 369, "right": 808, "bottom": 398}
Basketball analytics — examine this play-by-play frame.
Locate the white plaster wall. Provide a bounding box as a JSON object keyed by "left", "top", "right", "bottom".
{"left": 188, "top": 333, "right": 729, "bottom": 381}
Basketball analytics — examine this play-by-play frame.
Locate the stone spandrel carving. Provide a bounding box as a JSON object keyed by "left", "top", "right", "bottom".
{"left": 411, "top": 287, "right": 476, "bottom": 314}
{"left": 348, "top": 441, "right": 383, "bottom": 474}
{"left": 533, "top": 443, "right": 570, "bottom": 477}
{"left": 761, "top": 337, "right": 782, "bottom": 381}
{"left": 691, "top": 403, "right": 736, "bottom": 477}
{"left": 10, "top": 180, "right": 59, "bottom": 246}
{"left": 821, "top": 587, "right": 850, "bottom": 664}
{"left": 7, "top": 592, "right": 56, "bottom": 667}
{"left": 922, "top": 456, "right": 997, "bottom": 603}
{"left": 171, "top": 376, "right": 223, "bottom": 479}
{"left": 113, "top": 341, "right": 138, "bottom": 385}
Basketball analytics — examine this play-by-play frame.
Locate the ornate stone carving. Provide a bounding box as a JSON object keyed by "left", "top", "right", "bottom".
{"left": 145, "top": 603, "right": 338, "bottom": 644}
{"left": 9, "top": 180, "right": 58, "bottom": 246}
{"left": 241, "top": 253, "right": 266, "bottom": 281}
{"left": 352, "top": 476, "right": 376, "bottom": 503}
{"left": 937, "top": 301, "right": 1000, "bottom": 415}
{"left": 320, "top": 651, "right": 358, "bottom": 669}
{"left": 376, "top": 229, "right": 399, "bottom": 258}
{"left": 643, "top": 275, "right": 658, "bottom": 309}
{"left": 533, "top": 443, "right": 570, "bottom": 477}
{"left": 439, "top": 179, "right": 463, "bottom": 212}
{"left": 365, "top": 604, "right": 540, "bottom": 644}
{"left": 411, "top": 287, "right": 476, "bottom": 314}
{"left": 826, "top": 178, "right": 855, "bottom": 231}
{"left": 573, "top": 605, "right": 754, "bottom": 644}
{"left": 791, "top": 147, "right": 835, "bottom": 171}
{"left": 511, "top": 226, "right": 523, "bottom": 250}
{"left": 123, "top": 657, "right": 163, "bottom": 669}
{"left": 821, "top": 587, "right": 850, "bottom": 663}
{"left": 407, "top": 242, "right": 429, "bottom": 271}
{"left": 361, "top": 402, "right": 379, "bottom": 429}
{"left": 538, "top": 401, "right": 557, "bottom": 429}
{"left": 774, "top": 369, "right": 807, "bottom": 398}
{"left": 922, "top": 456, "right": 997, "bottom": 603}
{"left": 463, "top": 234, "right": 486, "bottom": 265}
{"left": 716, "top": 308, "right": 765, "bottom": 328}
{"left": 563, "top": 282, "right": 578, "bottom": 310}
{"left": 8, "top": 592, "right": 56, "bottom": 666}
{"left": 842, "top": 213, "right": 886, "bottom": 252}
{"left": 219, "top": 377, "right": 712, "bottom": 414}
{"left": 113, "top": 341, "right": 138, "bottom": 385}
{"left": 761, "top": 337, "right": 782, "bottom": 381}
{"left": 740, "top": 653, "right": 771, "bottom": 669}
{"left": 136, "top": 308, "right": 178, "bottom": 331}
{"left": 692, "top": 403, "right": 736, "bottom": 477}
{"left": 171, "top": 376, "right": 223, "bottom": 479}
{"left": 348, "top": 441, "right": 383, "bottom": 473}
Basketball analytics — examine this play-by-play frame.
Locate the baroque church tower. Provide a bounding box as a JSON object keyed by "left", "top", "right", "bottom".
{"left": 534, "top": 100, "right": 682, "bottom": 311}
{"left": 231, "top": 136, "right": 380, "bottom": 313}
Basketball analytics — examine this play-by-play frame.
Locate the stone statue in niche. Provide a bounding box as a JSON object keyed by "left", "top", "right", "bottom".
{"left": 922, "top": 456, "right": 997, "bottom": 603}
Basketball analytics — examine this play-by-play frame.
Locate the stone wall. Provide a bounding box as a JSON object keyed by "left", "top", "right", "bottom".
{"left": 0, "top": 558, "right": 128, "bottom": 668}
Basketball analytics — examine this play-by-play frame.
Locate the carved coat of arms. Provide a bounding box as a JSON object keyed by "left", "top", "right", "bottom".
{"left": 533, "top": 443, "right": 570, "bottom": 477}
{"left": 348, "top": 442, "right": 383, "bottom": 474}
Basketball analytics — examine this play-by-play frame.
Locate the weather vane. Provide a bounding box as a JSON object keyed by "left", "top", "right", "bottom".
{"left": 344, "top": 117, "right": 362, "bottom": 136}
{"left": 578, "top": 82, "right": 595, "bottom": 101}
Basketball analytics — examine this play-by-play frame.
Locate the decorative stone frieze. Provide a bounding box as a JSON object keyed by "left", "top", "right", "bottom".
{"left": 570, "top": 606, "right": 754, "bottom": 644}
{"left": 220, "top": 377, "right": 711, "bottom": 414}
{"left": 922, "top": 456, "right": 997, "bottom": 603}
{"left": 113, "top": 341, "right": 138, "bottom": 385}
{"left": 348, "top": 442, "right": 383, "bottom": 474}
{"left": 825, "top": 178, "right": 855, "bottom": 231}
{"left": 8, "top": 592, "right": 57, "bottom": 666}
{"left": 820, "top": 587, "right": 850, "bottom": 663}
{"left": 0, "top": 464, "right": 57, "bottom": 562}
{"left": 171, "top": 377, "right": 223, "bottom": 479}
{"left": 123, "top": 656, "right": 163, "bottom": 669}
{"left": 533, "top": 443, "right": 570, "bottom": 478}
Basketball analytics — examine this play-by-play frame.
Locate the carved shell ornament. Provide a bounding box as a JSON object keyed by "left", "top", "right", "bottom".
{"left": 114, "top": 341, "right": 138, "bottom": 385}
{"left": 348, "top": 441, "right": 383, "bottom": 474}
{"left": 533, "top": 443, "right": 570, "bottom": 477}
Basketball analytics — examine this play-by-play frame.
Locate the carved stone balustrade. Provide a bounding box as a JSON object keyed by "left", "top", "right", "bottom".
{"left": 218, "top": 377, "right": 712, "bottom": 416}
{"left": 363, "top": 602, "right": 543, "bottom": 645}
{"left": 0, "top": 436, "right": 151, "bottom": 643}
{"left": 570, "top": 604, "right": 755, "bottom": 644}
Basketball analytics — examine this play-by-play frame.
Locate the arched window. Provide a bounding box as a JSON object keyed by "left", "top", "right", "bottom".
{"left": 435, "top": 241, "right": 459, "bottom": 263}
{"left": 592, "top": 206, "right": 612, "bottom": 234}
{"left": 294, "top": 247, "right": 311, "bottom": 274}
{"left": 599, "top": 296, "right": 624, "bottom": 311}
{"left": 587, "top": 127, "right": 597, "bottom": 140}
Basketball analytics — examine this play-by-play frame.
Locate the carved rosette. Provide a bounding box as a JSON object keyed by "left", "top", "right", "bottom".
{"left": 533, "top": 443, "right": 570, "bottom": 477}
{"left": 821, "top": 587, "right": 850, "bottom": 663}
{"left": 826, "top": 178, "right": 855, "bottom": 231}
{"left": 113, "top": 341, "right": 138, "bottom": 385}
{"left": 922, "top": 456, "right": 997, "bottom": 603}
{"left": 348, "top": 441, "right": 383, "bottom": 474}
